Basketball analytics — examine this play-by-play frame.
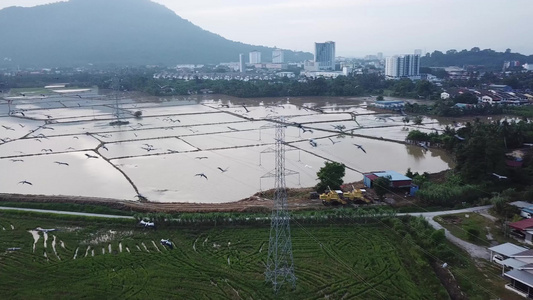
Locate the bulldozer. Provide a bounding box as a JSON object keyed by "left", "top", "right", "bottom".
{"left": 320, "top": 187, "right": 347, "bottom": 205}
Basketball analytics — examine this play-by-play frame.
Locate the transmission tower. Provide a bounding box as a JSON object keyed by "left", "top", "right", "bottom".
{"left": 265, "top": 118, "right": 296, "bottom": 292}
{"left": 109, "top": 76, "right": 129, "bottom": 126}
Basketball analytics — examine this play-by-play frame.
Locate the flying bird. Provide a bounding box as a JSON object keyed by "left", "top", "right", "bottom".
{"left": 102, "top": 145, "right": 109, "bottom": 151}
{"left": 309, "top": 139, "right": 317, "bottom": 147}
{"left": 75, "top": 94, "right": 82, "bottom": 98}
{"left": 10, "top": 159, "right": 24, "bottom": 162}
{"left": 242, "top": 104, "right": 250, "bottom": 113}
{"left": 85, "top": 153, "right": 98, "bottom": 159}
{"left": 18, "top": 180, "right": 32, "bottom": 185}
{"left": 41, "top": 149, "right": 53, "bottom": 152}
{"left": 217, "top": 167, "right": 228, "bottom": 173}
{"left": 72, "top": 136, "right": 79, "bottom": 139}
{"left": 219, "top": 104, "right": 230, "bottom": 108}
{"left": 353, "top": 144, "right": 366, "bottom": 153}
{"left": 54, "top": 161, "right": 69, "bottom": 166}
{"left": 195, "top": 156, "right": 208, "bottom": 160}
{"left": 418, "top": 143, "right": 429, "bottom": 151}
{"left": 1, "top": 125, "right": 14, "bottom": 131}
{"left": 227, "top": 126, "right": 238, "bottom": 131}
{"left": 302, "top": 128, "right": 313, "bottom": 134}
{"left": 195, "top": 173, "right": 208, "bottom": 180}
{"left": 328, "top": 137, "right": 341, "bottom": 145}
{"left": 18, "top": 124, "right": 25, "bottom": 128}
{"left": 491, "top": 173, "right": 507, "bottom": 180}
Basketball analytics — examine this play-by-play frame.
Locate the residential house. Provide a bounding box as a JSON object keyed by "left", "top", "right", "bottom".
{"left": 508, "top": 218, "right": 533, "bottom": 244}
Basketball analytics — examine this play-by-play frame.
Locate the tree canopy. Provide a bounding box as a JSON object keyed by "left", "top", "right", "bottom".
{"left": 316, "top": 162, "right": 346, "bottom": 193}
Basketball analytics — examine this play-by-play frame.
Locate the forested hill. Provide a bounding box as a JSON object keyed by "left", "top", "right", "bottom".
{"left": 0, "top": 0, "right": 312, "bottom": 67}
{"left": 421, "top": 48, "right": 533, "bottom": 70}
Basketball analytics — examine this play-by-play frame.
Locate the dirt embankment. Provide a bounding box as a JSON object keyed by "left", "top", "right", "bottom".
{"left": 0, "top": 187, "right": 324, "bottom": 213}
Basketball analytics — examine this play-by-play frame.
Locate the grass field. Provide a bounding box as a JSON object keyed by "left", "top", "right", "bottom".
{"left": 435, "top": 213, "right": 514, "bottom": 246}
{"left": 0, "top": 211, "right": 451, "bottom": 299}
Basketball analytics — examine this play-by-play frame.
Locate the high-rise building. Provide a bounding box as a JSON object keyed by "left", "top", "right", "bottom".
{"left": 377, "top": 52, "right": 383, "bottom": 60}
{"left": 249, "top": 51, "right": 261, "bottom": 64}
{"left": 414, "top": 49, "right": 422, "bottom": 56}
{"left": 385, "top": 54, "right": 420, "bottom": 79}
{"left": 314, "top": 41, "right": 335, "bottom": 70}
{"left": 272, "top": 49, "right": 284, "bottom": 63}
{"left": 239, "top": 53, "right": 245, "bottom": 73}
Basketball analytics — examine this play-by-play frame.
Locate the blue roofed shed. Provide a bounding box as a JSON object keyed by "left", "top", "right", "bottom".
{"left": 363, "top": 170, "right": 412, "bottom": 188}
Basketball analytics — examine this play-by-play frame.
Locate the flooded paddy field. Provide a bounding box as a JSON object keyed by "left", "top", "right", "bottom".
{"left": 1, "top": 89, "right": 455, "bottom": 203}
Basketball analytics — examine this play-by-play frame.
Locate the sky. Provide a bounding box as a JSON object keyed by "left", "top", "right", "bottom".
{"left": 0, "top": 0, "right": 531, "bottom": 57}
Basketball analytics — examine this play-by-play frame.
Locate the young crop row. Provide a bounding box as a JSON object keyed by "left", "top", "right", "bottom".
{"left": 0, "top": 212, "right": 447, "bottom": 299}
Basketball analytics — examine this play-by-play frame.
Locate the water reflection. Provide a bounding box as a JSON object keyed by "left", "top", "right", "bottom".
{"left": 0, "top": 91, "right": 458, "bottom": 203}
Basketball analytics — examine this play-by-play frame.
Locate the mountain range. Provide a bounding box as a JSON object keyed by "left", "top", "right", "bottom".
{"left": 0, "top": 0, "right": 312, "bottom": 67}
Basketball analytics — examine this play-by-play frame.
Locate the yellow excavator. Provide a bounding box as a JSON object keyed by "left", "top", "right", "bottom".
{"left": 320, "top": 186, "right": 347, "bottom": 205}
{"left": 343, "top": 185, "right": 369, "bottom": 203}
{"left": 320, "top": 185, "right": 369, "bottom": 206}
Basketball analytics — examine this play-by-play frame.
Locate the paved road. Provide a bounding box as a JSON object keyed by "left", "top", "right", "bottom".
{"left": 0, "top": 204, "right": 493, "bottom": 259}
{"left": 400, "top": 205, "right": 493, "bottom": 260}
{"left": 0, "top": 206, "right": 134, "bottom": 219}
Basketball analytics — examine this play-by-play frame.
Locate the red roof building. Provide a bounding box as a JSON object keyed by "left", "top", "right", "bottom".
{"left": 509, "top": 218, "right": 533, "bottom": 245}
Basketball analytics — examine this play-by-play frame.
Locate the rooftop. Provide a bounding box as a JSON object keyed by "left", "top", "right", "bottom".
{"left": 509, "top": 219, "right": 533, "bottom": 231}
{"left": 489, "top": 243, "right": 528, "bottom": 257}
{"left": 502, "top": 258, "right": 528, "bottom": 269}
{"left": 513, "top": 249, "right": 533, "bottom": 258}
{"left": 371, "top": 170, "right": 412, "bottom": 182}
{"left": 505, "top": 269, "right": 533, "bottom": 286}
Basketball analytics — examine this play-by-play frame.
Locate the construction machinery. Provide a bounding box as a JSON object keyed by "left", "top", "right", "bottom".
{"left": 320, "top": 187, "right": 347, "bottom": 205}
{"left": 320, "top": 185, "right": 369, "bottom": 206}
{"left": 343, "top": 185, "right": 370, "bottom": 204}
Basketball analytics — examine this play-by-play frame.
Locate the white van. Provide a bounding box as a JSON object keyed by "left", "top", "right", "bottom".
{"left": 520, "top": 210, "right": 532, "bottom": 219}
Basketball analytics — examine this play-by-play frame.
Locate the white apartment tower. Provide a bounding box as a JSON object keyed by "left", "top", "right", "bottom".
{"left": 314, "top": 41, "right": 335, "bottom": 70}
{"left": 272, "top": 49, "right": 284, "bottom": 63}
{"left": 249, "top": 51, "right": 261, "bottom": 64}
{"left": 239, "top": 53, "right": 245, "bottom": 73}
{"left": 385, "top": 54, "right": 420, "bottom": 79}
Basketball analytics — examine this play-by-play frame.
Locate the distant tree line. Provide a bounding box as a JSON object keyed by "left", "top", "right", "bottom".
{"left": 421, "top": 47, "right": 533, "bottom": 71}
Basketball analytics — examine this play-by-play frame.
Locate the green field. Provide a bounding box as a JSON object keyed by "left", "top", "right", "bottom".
{"left": 0, "top": 212, "right": 451, "bottom": 300}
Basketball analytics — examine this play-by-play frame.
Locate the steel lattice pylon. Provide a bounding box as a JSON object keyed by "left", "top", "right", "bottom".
{"left": 265, "top": 119, "right": 296, "bottom": 291}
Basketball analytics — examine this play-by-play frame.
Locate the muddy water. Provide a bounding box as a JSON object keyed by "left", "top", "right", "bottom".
{"left": 1, "top": 90, "right": 461, "bottom": 203}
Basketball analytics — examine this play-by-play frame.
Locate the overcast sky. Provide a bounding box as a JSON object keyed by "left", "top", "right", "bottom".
{"left": 0, "top": 0, "right": 531, "bottom": 57}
